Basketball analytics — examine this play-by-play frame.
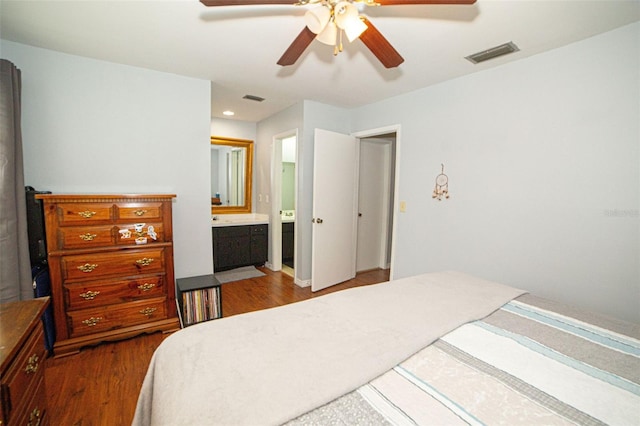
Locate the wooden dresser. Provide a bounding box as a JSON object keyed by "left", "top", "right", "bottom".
{"left": 36, "top": 194, "right": 180, "bottom": 357}
{"left": 0, "top": 297, "right": 50, "bottom": 426}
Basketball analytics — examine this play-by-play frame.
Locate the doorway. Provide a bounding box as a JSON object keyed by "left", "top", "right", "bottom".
{"left": 270, "top": 131, "right": 298, "bottom": 279}
{"left": 310, "top": 126, "right": 399, "bottom": 291}
{"left": 356, "top": 134, "right": 395, "bottom": 272}
{"left": 281, "top": 136, "right": 297, "bottom": 276}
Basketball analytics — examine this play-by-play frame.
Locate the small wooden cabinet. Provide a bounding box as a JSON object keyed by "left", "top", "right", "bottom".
{"left": 176, "top": 274, "right": 222, "bottom": 327}
{"left": 212, "top": 224, "right": 268, "bottom": 272}
{"left": 36, "top": 194, "right": 180, "bottom": 357}
{"left": 0, "top": 297, "right": 50, "bottom": 426}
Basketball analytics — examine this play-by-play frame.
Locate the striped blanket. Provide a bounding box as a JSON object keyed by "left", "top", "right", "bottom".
{"left": 288, "top": 294, "right": 640, "bottom": 425}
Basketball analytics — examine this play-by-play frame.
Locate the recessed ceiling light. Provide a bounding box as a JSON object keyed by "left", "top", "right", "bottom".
{"left": 222, "top": 110, "right": 235, "bottom": 116}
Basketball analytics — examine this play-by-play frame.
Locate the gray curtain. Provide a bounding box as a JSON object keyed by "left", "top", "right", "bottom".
{"left": 0, "top": 59, "right": 33, "bottom": 302}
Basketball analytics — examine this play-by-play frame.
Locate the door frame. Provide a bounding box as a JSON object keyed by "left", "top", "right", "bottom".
{"left": 352, "top": 125, "right": 401, "bottom": 280}
{"left": 269, "top": 129, "right": 299, "bottom": 278}
{"left": 357, "top": 139, "right": 392, "bottom": 272}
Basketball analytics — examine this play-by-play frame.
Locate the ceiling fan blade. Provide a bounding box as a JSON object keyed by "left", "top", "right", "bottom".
{"left": 358, "top": 17, "right": 404, "bottom": 68}
{"left": 277, "top": 26, "right": 316, "bottom": 66}
{"left": 200, "top": 0, "right": 297, "bottom": 6}
{"left": 376, "top": 0, "right": 476, "bottom": 4}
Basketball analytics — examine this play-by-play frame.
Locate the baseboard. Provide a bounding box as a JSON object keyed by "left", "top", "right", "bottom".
{"left": 295, "top": 278, "right": 311, "bottom": 288}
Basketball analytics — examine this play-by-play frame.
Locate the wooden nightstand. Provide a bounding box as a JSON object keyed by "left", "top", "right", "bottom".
{"left": 0, "top": 297, "right": 50, "bottom": 426}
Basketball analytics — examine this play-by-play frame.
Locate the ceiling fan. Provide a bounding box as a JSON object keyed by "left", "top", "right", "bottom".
{"left": 200, "top": 0, "right": 476, "bottom": 68}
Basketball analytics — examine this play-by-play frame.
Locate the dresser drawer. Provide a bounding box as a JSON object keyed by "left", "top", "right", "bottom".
{"left": 67, "top": 298, "right": 167, "bottom": 338}
{"left": 57, "top": 225, "right": 115, "bottom": 249}
{"left": 9, "top": 374, "right": 46, "bottom": 426}
{"left": 65, "top": 275, "right": 166, "bottom": 310}
{"left": 62, "top": 248, "right": 165, "bottom": 281}
{"left": 116, "top": 222, "right": 166, "bottom": 245}
{"left": 3, "top": 326, "right": 46, "bottom": 420}
{"left": 116, "top": 203, "right": 163, "bottom": 221}
{"left": 56, "top": 203, "right": 113, "bottom": 225}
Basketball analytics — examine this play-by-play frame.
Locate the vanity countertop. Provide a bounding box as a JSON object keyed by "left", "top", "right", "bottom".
{"left": 281, "top": 210, "right": 295, "bottom": 223}
{"left": 211, "top": 213, "right": 269, "bottom": 227}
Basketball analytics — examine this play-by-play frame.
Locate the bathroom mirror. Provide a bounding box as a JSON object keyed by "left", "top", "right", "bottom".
{"left": 211, "top": 136, "right": 253, "bottom": 214}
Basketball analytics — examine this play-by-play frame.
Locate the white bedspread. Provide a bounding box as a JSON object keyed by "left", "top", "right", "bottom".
{"left": 132, "top": 271, "right": 525, "bottom": 426}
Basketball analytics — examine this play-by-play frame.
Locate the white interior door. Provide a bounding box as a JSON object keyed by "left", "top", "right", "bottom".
{"left": 311, "top": 129, "right": 359, "bottom": 292}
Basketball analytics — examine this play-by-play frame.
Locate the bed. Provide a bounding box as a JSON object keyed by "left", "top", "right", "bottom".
{"left": 132, "top": 271, "right": 639, "bottom": 425}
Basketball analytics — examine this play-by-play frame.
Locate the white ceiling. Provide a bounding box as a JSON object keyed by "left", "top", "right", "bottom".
{"left": 1, "top": 0, "right": 638, "bottom": 122}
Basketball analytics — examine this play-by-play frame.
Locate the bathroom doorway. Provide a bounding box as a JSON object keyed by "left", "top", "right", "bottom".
{"left": 270, "top": 131, "right": 298, "bottom": 279}
{"left": 281, "top": 135, "right": 296, "bottom": 276}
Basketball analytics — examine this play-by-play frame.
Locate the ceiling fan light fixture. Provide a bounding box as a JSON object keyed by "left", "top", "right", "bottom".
{"left": 334, "top": 1, "right": 367, "bottom": 41}
{"left": 304, "top": 6, "right": 331, "bottom": 34}
{"left": 334, "top": 1, "right": 357, "bottom": 22}
{"left": 342, "top": 16, "right": 368, "bottom": 42}
{"left": 316, "top": 20, "right": 338, "bottom": 46}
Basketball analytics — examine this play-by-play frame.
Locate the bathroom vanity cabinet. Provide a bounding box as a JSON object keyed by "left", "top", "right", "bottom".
{"left": 282, "top": 222, "right": 294, "bottom": 264}
{"left": 212, "top": 224, "right": 268, "bottom": 272}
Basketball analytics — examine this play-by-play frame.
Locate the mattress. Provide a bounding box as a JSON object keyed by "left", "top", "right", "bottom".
{"left": 132, "top": 272, "right": 639, "bottom": 426}
{"left": 287, "top": 294, "right": 640, "bottom": 425}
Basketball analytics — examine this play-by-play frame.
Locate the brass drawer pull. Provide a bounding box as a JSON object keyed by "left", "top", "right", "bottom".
{"left": 82, "top": 317, "right": 103, "bottom": 327}
{"left": 24, "top": 354, "right": 39, "bottom": 375}
{"left": 138, "top": 283, "right": 156, "bottom": 292}
{"left": 134, "top": 209, "right": 148, "bottom": 216}
{"left": 77, "top": 263, "right": 98, "bottom": 273}
{"left": 79, "top": 290, "right": 100, "bottom": 300}
{"left": 136, "top": 258, "right": 154, "bottom": 267}
{"left": 28, "top": 407, "right": 41, "bottom": 426}
{"left": 140, "top": 307, "right": 157, "bottom": 317}
{"left": 78, "top": 210, "right": 97, "bottom": 218}
{"left": 79, "top": 232, "right": 97, "bottom": 241}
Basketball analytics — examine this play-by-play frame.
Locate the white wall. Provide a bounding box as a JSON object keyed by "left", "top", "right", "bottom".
{"left": 1, "top": 40, "right": 213, "bottom": 279}
{"left": 210, "top": 117, "right": 256, "bottom": 141}
{"left": 254, "top": 103, "right": 303, "bottom": 278}
{"left": 351, "top": 23, "right": 640, "bottom": 323}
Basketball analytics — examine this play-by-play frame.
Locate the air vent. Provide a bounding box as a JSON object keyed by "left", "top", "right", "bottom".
{"left": 465, "top": 41, "right": 519, "bottom": 64}
{"left": 243, "top": 94, "right": 265, "bottom": 102}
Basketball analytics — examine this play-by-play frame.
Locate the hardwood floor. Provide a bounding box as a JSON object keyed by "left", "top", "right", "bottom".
{"left": 44, "top": 267, "right": 389, "bottom": 425}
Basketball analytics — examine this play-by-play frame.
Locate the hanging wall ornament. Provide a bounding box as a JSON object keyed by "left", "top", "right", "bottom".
{"left": 432, "top": 163, "right": 450, "bottom": 201}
